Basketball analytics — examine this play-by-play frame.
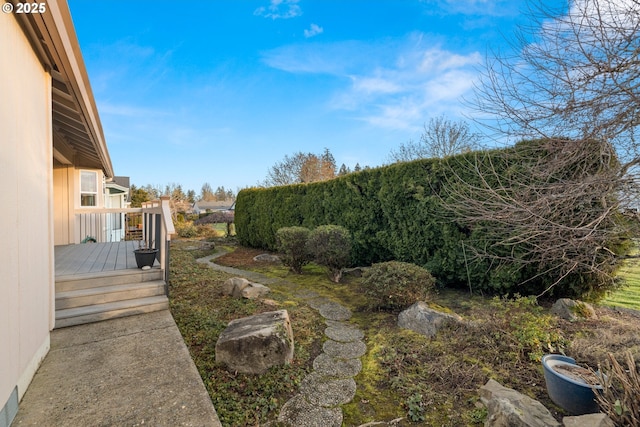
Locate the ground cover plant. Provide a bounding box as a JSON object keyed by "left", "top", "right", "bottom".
{"left": 171, "top": 238, "right": 640, "bottom": 426}
{"left": 168, "top": 239, "right": 324, "bottom": 426}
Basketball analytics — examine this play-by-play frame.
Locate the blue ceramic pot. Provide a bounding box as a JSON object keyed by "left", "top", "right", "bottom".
{"left": 541, "top": 354, "right": 603, "bottom": 415}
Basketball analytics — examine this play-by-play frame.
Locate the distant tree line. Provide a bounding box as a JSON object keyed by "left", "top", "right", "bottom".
{"left": 129, "top": 182, "right": 236, "bottom": 220}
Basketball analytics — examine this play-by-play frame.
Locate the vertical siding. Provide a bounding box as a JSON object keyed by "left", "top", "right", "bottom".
{"left": 0, "top": 11, "right": 53, "bottom": 413}
{"left": 53, "top": 166, "right": 72, "bottom": 246}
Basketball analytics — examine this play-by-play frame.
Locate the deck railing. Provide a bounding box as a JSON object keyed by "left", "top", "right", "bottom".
{"left": 74, "top": 197, "right": 175, "bottom": 283}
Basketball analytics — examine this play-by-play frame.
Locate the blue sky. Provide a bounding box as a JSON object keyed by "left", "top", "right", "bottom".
{"left": 67, "top": 0, "right": 558, "bottom": 195}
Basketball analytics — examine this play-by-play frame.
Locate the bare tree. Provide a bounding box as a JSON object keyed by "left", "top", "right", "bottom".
{"left": 445, "top": 0, "right": 640, "bottom": 296}
{"left": 263, "top": 149, "right": 337, "bottom": 187}
{"left": 200, "top": 183, "right": 215, "bottom": 202}
{"left": 389, "top": 115, "right": 481, "bottom": 162}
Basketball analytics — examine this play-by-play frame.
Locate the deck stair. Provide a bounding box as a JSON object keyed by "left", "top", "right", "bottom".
{"left": 55, "top": 267, "right": 168, "bottom": 328}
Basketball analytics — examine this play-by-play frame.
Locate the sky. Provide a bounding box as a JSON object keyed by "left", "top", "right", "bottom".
{"left": 66, "top": 0, "right": 561, "bottom": 195}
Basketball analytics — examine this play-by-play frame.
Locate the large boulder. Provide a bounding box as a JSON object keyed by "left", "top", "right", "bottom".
{"left": 241, "top": 283, "right": 271, "bottom": 299}
{"left": 398, "top": 301, "right": 463, "bottom": 338}
{"left": 215, "top": 310, "right": 294, "bottom": 374}
{"left": 221, "top": 277, "right": 271, "bottom": 299}
{"left": 480, "top": 379, "right": 561, "bottom": 427}
{"left": 221, "top": 277, "right": 250, "bottom": 297}
{"left": 550, "top": 299, "right": 597, "bottom": 321}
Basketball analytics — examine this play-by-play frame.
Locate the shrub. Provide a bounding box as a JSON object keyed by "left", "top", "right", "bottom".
{"left": 175, "top": 222, "right": 198, "bottom": 238}
{"left": 362, "top": 261, "right": 435, "bottom": 311}
{"left": 596, "top": 352, "right": 640, "bottom": 425}
{"left": 307, "top": 225, "right": 352, "bottom": 283}
{"left": 276, "top": 226, "right": 312, "bottom": 273}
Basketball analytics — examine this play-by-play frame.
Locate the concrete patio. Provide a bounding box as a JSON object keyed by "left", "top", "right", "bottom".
{"left": 12, "top": 310, "right": 221, "bottom": 426}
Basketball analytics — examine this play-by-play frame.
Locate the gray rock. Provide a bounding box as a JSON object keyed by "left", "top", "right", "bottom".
{"left": 323, "top": 340, "right": 367, "bottom": 359}
{"left": 299, "top": 372, "right": 357, "bottom": 407}
{"left": 325, "top": 324, "right": 364, "bottom": 342}
{"left": 398, "top": 301, "right": 463, "bottom": 338}
{"left": 221, "top": 277, "right": 251, "bottom": 297}
{"left": 253, "top": 253, "right": 281, "bottom": 263}
{"left": 551, "top": 298, "right": 597, "bottom": 321}
{"left": 313, "top": 353, "right": 362, "bottom": 377}
{"left": 562, "top": 413, "right": 615, "bottom": 427}
{"left": 480, "top": 379, "right": 561, "bottom": 427}
{"left": 222, "top": 277, "right": 271, "bottom": 299}
{"left": 319, "top": 302, "right": 352, "bottom": 321}
{"left": 277, "top": 394, "right": 342, "bottom": 427}
{"left": 342, "top": 267, "right": 368, "bottom": 278}
{"left": 241, "top": 282, "right": 271, "bottom": 299}
{"left": 215, "top": 310, "right": 294, "bottom": 374}
{"left": 307, "top": 296, "right": 333, "bottom": 310}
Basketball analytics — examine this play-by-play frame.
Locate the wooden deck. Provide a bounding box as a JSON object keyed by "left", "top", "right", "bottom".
{"left": 55, "top": 241, "right": 143, "bottom": 277}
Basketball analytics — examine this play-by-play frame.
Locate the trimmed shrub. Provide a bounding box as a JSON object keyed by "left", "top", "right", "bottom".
{"left": 275, "top": 226, "right": 312, "bottom": 273}
{"left": 362, "top": 261, "right": 435, "bottom": 311}
{"left": 175, "top": 222, "right": 198, "bottom": 238}
{"left": 235, "top": 139, "right": 631, "bottom": 298}
{"left": 307, "top": 225, "right": 352, "bottom": 283}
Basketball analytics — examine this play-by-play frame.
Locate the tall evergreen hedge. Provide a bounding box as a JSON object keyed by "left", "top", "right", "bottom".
{"left": 236, "top": 141, "right": 629, "bottom": 298}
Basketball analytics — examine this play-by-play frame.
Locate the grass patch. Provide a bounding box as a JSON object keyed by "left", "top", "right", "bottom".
{"left": 171, "top": 239, "right": 640, "bottom": 426}
{"left": 606, "top": 258, "right": 640, "bottom": 310}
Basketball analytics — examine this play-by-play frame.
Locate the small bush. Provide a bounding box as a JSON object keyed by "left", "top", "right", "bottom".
{"left": 175, "top": 222, "right": 198, "bottom": 238}
{"left": 307, "top": 225, "right": 352, "bottom": 283}
{"left": 276, "top": 226, "right": 312, "bottom": 273}
{"left": 362, "top": 261, "right": 435, "bottom": 311}
{"left": 488, "top": 296, "right": 565, "bottom": 361}
{"left": 596, "top": 352, "right": 640, "bottom": 425}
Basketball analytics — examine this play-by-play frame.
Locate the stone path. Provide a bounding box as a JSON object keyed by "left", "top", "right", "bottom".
{"left": 196, "top": 251, "right": 366, "bottom": 427}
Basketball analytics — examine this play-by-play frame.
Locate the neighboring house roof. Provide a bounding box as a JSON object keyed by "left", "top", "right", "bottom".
{"left": 107, "top": 176, "right": 131, "bottom": 201}
{"left": 193, "top": 200, "right": 235, "bottom": 211}
{"left": 17, "top": 0, "right": 114, "bottom": 178}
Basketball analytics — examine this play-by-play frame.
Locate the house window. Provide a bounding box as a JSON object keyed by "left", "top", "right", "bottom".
{"left": 80, "top": 170, "right": 98, "bottom": 207}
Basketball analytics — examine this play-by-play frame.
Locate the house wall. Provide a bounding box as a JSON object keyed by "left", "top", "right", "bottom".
{"left": 53, "top": 166, "right": 105, "bottom": 245}
{"left": 53, "top": 166, "right": 73, "bottom": 246}
{"left": 0, "top": 12, "right": 54, "bottom": 426}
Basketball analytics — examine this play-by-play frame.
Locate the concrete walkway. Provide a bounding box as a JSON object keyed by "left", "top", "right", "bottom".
{"left": 12, "top": 310, "right": 221, "bottom": 427}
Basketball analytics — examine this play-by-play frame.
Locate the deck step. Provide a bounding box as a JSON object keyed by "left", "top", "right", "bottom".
{"left": 55, "top": 281, "right": 166, "bottom": 310}
{"left": 55, "top": 295, "right": 169, "bottom": 329}
{"left": 55, "top": 268, "right": 163, "bottom": 292}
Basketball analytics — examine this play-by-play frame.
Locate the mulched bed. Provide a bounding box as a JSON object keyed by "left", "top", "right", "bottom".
{"left": 215, "top": 246, "right": 278, "bottom": 268}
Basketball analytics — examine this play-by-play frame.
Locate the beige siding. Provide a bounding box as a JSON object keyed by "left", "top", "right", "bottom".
{"left": 53, "top": 166, "right": 73, "bottom": 246}
{"left": 0, "top": 11, "right": 54, "bottom": 410}
{"left": 53, "top": 167, "right": 107, "bottom": 245}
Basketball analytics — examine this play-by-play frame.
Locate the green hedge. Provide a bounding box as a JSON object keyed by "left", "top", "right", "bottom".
{"left": 236, "top": 141, "right": 628, "bottom": 297}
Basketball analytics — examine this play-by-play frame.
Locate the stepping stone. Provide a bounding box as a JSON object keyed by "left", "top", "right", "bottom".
{"left": 294, "top": 289, "right": 320, "bottom": 300}
{"left": 313, "top": 353, "right": 362, "bottom": 378}
{"left": 278, "top": 394, "right": 342, "bottom": 427}
{"left": 323, "top": 339, "right": 367, "bottom": 359}
{"left": 318, "top": 302, "right": 352, "bottom": 321}
{"left": 299, "top": 372, "right": 357, "bottom": 407}
{"left": 307, "top": 297, "right": 333, "bottom": 310}
{"left": 325, "top": 324, "right": 364, "bottom": 342}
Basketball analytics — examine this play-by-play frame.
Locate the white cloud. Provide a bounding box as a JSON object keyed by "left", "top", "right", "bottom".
{"left": 262, "top": 33, "right": 482, "bottom": 131}
{"left": 351, "top": 76, "right": 401, "bottom": 95}
{"left": 304, "top": 23, "right": 324, "bottom": 38}
{"left": 419, "top": 0, "right": 521, "bottom": 17}
{"left": 254, "top": 0, "right": 302, "bottom": 19}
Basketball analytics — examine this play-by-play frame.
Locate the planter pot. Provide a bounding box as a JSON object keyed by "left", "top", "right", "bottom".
{"left": 133, "top": 249, "right": 159, "bottom": 269}
{"left": 541, "top": 354, "right": 603, "bottom": 415}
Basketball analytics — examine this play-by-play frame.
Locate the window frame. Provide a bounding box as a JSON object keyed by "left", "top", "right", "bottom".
{"left": 80, "top": 170, "right": 99, "bottom": 207}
